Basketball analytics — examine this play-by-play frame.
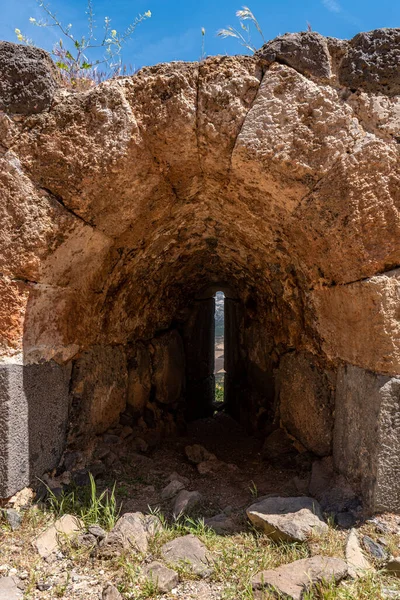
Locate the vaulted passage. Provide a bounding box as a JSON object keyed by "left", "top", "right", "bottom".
{"left": 2, "top": 31, "right": 400, "bottom": 514}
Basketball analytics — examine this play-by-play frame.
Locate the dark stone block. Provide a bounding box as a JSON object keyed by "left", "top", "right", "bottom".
{"left": 0, "top": 41, "right": 59, "bottom": 114}
{"left": 0, "top": 361, "right": 71, "bottom": 498}
{"left": 339, "top": 28, "right": 400, "bottom": 95}
{"left": 256, "top": 32, "right": 331, "bottom": 79}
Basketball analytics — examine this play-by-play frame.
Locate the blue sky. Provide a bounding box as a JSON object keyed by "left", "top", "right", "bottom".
{"left": 1, "top": 0, "right": 399, "bottom": 69}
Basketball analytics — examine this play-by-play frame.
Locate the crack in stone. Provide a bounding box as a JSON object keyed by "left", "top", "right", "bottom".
{"left": 312, "top": 264, "right": 400, "bottom": 290}
{"left": 195, "top": 63, "right": 205, "bottom": 180}
{"left": 40, "top": 187, "right": 98, "bottom": 230}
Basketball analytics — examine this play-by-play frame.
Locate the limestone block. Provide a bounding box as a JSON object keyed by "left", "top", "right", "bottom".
{"left": 289, "top": 139, "right": 400, "bottom": 285}
{"left": 312, "top": 270, "right": 400, "bottom": 375}
{"left": 127, "top": 343, "right": 151, "bottom": 413}
{"left": 71, "top": 345, "right": 127, "bottom": 435}
{"left": 278, "top": 352, "right": 335, "bottom": 456}
{"left": 0, "top": 278, "right": 29, "bottom": 358}
{"left": 151, "top": 330, "right": 184, "bottom": 405}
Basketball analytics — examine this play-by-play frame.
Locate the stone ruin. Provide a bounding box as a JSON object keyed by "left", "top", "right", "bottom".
{"left": 0, "top": 28, "right": 400, "bottom": 514}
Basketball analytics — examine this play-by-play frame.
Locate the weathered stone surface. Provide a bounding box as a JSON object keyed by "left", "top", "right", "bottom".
{"left": 256, "top": 32, "right": 332, "bottom": 79}
{"left": 0, "top": 41, "right": 58, "bottom": 114}
{"left": 0, "top": 576, "right": 23, "bottom": 600}
{"left": 70, "top": 345, "right": 127, "bottom": 435}
{"left": 185, "top": 445, "right": 216, "bottom": 464}
{"left": 363, "top": 535, "right": 386, "bottom": 560}
{"left": 309, "top": 457, "right": 358, "bottom": 514}
{"left": 312, "top": 270, "right": 400, "bottom": 375}
{"left": 262, "top": 428, "right": 297, "bottom": 463}
{"left": 151, "top": 330, "right": 184, "bottom": 405}
{"left": 385, "top": 558, "right": 400, "bottom": 577}
{"left": 252, "top": 556, "right": 348, "bottom": 600}
{"left": 278, "top": 352, "right": 334, "bottom": 456}
{"left": 161, "top": 479, "right": 185, "bottom": 501}
{"left": 173, "top": 490, "right": 202, "bottom": 518}
{"left": 102, "top": 584, "right": 122, "bottom": 600}
{"left": 33, "top": 514, "right": 83, "bottom": 559}
{"left": 161, "top": 534, "right": 211, "bottom": 575}
{"left": 333, "top": 365, "right": 400, "bottom": 512}
{"left": 98, "top": 512, "right": 161, "bottom": 558}
{"left": 204, "top": 513, "right": 236, "bottom": 534}
{"left": 346, "top": 529, "right": 373, "bottom": 578}
{"left": 144, "top": 561, "right": 179, "bottom": 593}
{"left": 340, "top": 29, "right": 400, "bottom": 95}
{"left": 2, "top": 35, "right": 400, "bottom": 512}
{"left": 127, "top": 343, "right": 151, "bottom": 413}
{"left": 0, "top": 362, "right": 71, "bottom": 498}
{"left": 2, "top": 508, "right": 22, "bottom": 530}
{"left": 247, "top": 497, "right": 327, "bottom": 542}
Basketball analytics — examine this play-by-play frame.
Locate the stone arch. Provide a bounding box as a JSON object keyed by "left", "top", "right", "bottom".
{"left": 1, "top": 32, "right": 400, "bottom": 512}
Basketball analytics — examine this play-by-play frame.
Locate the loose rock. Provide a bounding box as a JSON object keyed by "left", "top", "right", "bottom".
{"left": 161, "top": 480, "right": 185, "bottom": 501}
{"left": 204, "top": 513, "right": 236, "bottom": 535}
{"left": 185, "top": 445, "right": 216, "bottom": 464}
{"left": 247, "top": 496, "right": 327, "bottom": 542}
{"left": 33, "top": 514, "right": 83, "bottom": 559}
{"left": 363, "top": 535, "right": 386, "bottom": 560}
{"left": 161, "top": 534, "right": 212, "bottom": 575}
{"left": 173, "top": 490, "right": 202, "bottom": 518}
{"left": 98, "top": 512, "right": 161, "bottom": 558}
{"left": 2, "top": 509, "right": 22, "bottom": 531}
{"left": 385, "top": 558, "right": 400, "bottom": 577}
{"left": 346, "top": 529, "right": 373, "bottom": 578}
{"left": 0, "top": 576, "right": 23, "bottom": 600}
{"left": 102, "top": 583, "right": 123, "bottom": 599}
{"left": 252, "top": 556, "right": 348, "bottom": 600}
{"left": 144, "top": 561, "right": 179, "bottom": 593}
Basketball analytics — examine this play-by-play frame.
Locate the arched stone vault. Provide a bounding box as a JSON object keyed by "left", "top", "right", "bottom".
{"left": 1, "top": 30, "right": 400, "bottom": 512}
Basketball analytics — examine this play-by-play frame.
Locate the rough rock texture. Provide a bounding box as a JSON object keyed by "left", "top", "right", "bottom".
{"left": 0, "top": 576, "right": 23, "bottom": 600}
{"left": 70, "top": 346, "right": 127, "bottom": 435}
{"left": 161, "top": 534, "right": 211, "bottom": 575}
{"left": 256, "top": 32, "right": 332, "bottom": 79}
{"left": 173, "top": 490, "right": 202, "bottom": 518}
{"left": 102, "top": 584, "right": 123, "bottom": 600}
{"left": 340, "top": 29, "right": 400, "bottom": 95}
{"left": 334, "top": 365, "right": 400, "bottom": 512}
{"left": 0, "top": 362, "right": 71, "bottom": 498}
{"left": 144, "top": 562, "right": 179, "bottom": 593}
{"left": 33, "top": 515, "right": 83, "bottom": 559}
{"left": 252, "top": 556, "right": 348, "bottom": 600}
{"left": 247, "top": 497, "right": 327, "bottom": 542}
{"left": 0, "top": 42, "right": 59, "bottom": 114}
{"left": 346, "top": 529, "right": 373, "bottom": 578}
{"left": 278, "top": 352, "right": 335, "bottom": 456}
{"left": 1, "top": 30, "right": 400, "bottom": 510}
{"left": 98, "top": 513, "right": 160, "bottom": 558}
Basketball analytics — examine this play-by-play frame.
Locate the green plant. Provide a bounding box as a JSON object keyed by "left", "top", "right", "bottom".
{"left": 249, "top": 480, "right": 258, "bottom": 498}
{"left": 44, "top": 473, "right": 121, "bottom": 530}
{"left": 215, "top": 382, "right": 224, "bottom": 403}
{"left": 217, "top": 6, "right": 265, "bottom": 53}
{"left": 16, "top": 0, "right": 151, "bottom": 83}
